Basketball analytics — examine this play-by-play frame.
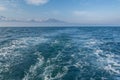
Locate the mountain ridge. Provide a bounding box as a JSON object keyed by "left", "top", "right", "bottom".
{"left": 0, "top": 16, "right": 67, "bottom": 24}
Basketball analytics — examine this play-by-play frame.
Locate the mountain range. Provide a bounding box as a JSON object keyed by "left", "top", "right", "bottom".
{"left": 0, "top": 16, "right": 66, "bottom": 23}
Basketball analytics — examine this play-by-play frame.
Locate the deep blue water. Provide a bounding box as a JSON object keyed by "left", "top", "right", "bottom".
{"left": 0, "top": 27, "right": 120, "bottom": 80}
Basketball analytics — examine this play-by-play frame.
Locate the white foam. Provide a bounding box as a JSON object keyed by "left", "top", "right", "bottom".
{"left": 94, "top": 49, "right": 103, "bottom": 56}
{"left": 0, "top": 37, "right": 48, "bottom": 56}
{"left": 0, "top": 37, "right": 48, "bottom": 77}
{"left": 104, "top": 64, "right": 120, "bottom": 74}
{"left": 52, "top": 40, "right": 59, "bottom": 44}
{"left": 43, "top": 65, "right": 68, "bottom": 80}
{"left": 12, "top": 37, "right": 48, "bottom": 46}
{"left": 22, "top": 52, "right": 44, "bottom": 80}
{"left": 83, "top": 38, "right": 120, "bottom": 76}
{"left": 95, "top": 50, "right": 120, "bottom": 75}
{"left": 104, "top": 54, "right": 120, "bottom": 74}
{"left": 84, "top": 39, "right": 103, "bottom": 48}
{"left": 85, "top": 39, "right": 97, "bottom": 46}
{"left": 51, "top": 51, "right": 62, "bottom": 61}
{"left": 74, "top": 62, "right": 81, "bottom": 68}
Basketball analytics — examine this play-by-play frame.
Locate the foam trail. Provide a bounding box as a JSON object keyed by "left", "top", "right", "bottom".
{"left": 43, "top": 65, "right": 68, "bottom": 80}
{"left": 0, "top": 27, "right": 120, "bottom": 80}
{"left": 85, "top": 39, "right": 120, "bottom": 77}
{"left": 0, "top": 37, "right": 48, "bottom": 79}
{"left": 22, "top": 52, "right": 44, "bottom": 80}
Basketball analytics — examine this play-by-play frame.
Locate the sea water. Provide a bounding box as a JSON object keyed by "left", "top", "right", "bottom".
{"left": 0, "top": 27, "right": 120, "bottom": 80}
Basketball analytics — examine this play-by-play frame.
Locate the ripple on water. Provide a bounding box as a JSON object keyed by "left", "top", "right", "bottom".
{"left": 0, "top": 37, "right": 48, "bottom": 80}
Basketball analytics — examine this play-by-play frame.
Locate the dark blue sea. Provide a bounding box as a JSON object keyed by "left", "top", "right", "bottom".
{"left": 0, "top": 27, "right": 120, "bottom": 80}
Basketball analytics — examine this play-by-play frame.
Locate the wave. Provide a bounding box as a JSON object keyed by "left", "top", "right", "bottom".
{"left": 0, "top": 36, "right": 48, "bottom": 79}
{"left": 0, "top": 27, "right": 120, "bottom": 80}
{"left": 22, "top": 52, "right": 44, "bottom": 80}
{"left": 70, "top": 31, "right": 120, "bottom": 80}
{"left": 84, "top": 38, "right": 120, "bottom": 79}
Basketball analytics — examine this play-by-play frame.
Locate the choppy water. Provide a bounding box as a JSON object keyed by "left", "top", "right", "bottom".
{"left": 0, "top": 27, "right": 120, "bottom": 80}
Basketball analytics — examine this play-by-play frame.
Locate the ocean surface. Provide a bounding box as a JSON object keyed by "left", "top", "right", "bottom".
{"left": 0, "top": 27, "right": 120, "bottom": 80}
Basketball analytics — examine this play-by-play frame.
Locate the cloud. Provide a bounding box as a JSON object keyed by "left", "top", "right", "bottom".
{"left": 0, "top": 6, "right": 6, "bottom": 11}
{"left": 25, "top": 0, "right": 49, "bottom": 5}
{"left": 73, "top": 11, "right": 89, "bottom": 16}
{"left": 72, "top": 10, "right": 120, "bottom": 24}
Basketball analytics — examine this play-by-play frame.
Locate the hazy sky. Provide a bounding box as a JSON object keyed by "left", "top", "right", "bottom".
{"left": 0, "top": 0, "right": 120, "bottom": 25}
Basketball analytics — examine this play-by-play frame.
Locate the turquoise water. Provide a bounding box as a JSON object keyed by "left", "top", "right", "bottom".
{"left": 0, "top": 27, "right": 120, "bottom": 80}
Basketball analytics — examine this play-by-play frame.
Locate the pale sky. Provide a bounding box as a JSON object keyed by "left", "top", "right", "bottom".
{"left": 0, "top": 0, "right": 120, "bottom": 26}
